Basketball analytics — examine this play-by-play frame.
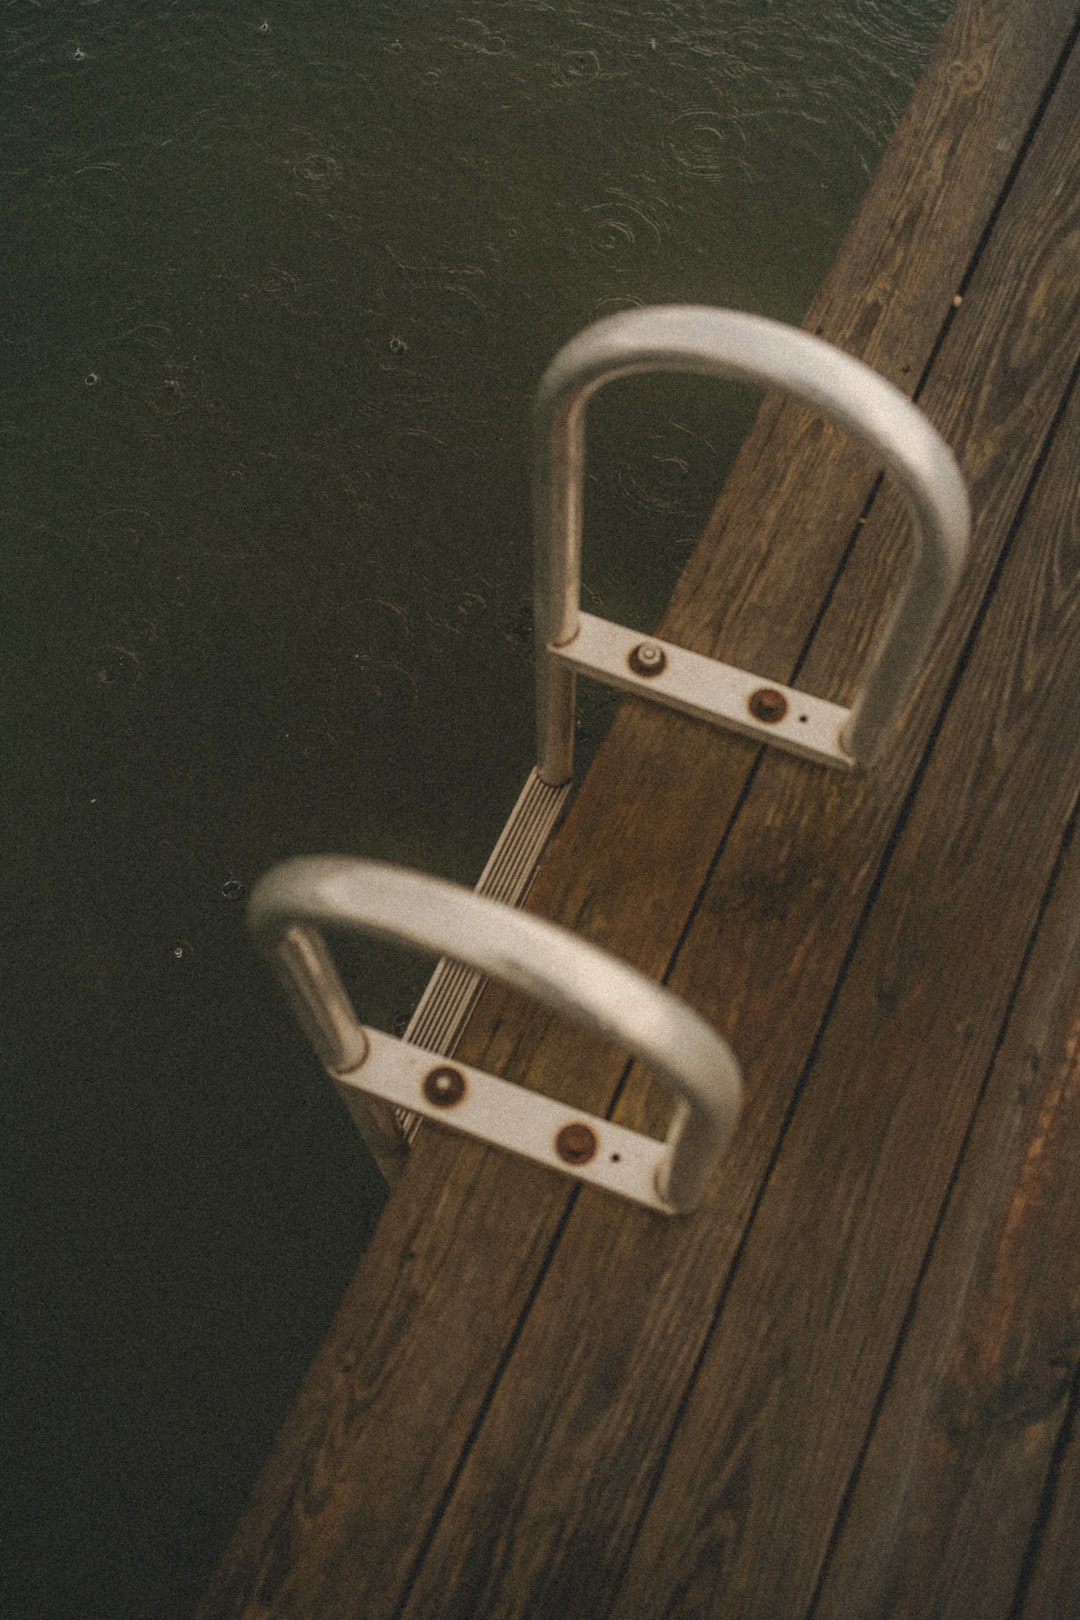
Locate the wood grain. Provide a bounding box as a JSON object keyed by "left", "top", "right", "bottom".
{"left": 811, "top": 730, "right": 1080, "bottom": 1616}
{"left": 606, "top": 362, "right": 1080, "bottom": 1619}
{"left": 1016, "top": 1362, "right": 1080, "bottom": 1618}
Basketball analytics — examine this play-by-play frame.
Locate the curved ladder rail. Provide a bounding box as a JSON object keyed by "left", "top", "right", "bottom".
{"left": 250, "top": 857, "right": 742, "bottom": 1214}
{"left": 248, "top": 309, "right": 968, "bottom": 1184}
{"left": 535, "top": 304, "right": 971, "bottom": 784}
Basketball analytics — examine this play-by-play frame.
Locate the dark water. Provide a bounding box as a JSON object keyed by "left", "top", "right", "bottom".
{"left": 3, "top": 3, "right": 949, "bottom": 1614}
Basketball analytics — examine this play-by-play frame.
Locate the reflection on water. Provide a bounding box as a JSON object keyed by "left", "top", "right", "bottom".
{"left": 3, "top": 2, "right": 949, "bottom": 1613}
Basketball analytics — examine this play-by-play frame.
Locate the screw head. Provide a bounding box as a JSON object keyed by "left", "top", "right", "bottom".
{"left": 555, "top": 1122, "right": 598, "bottom": 1165}
{"left": 628, "top": 641, "right": 667, "bottom": 678}
{"left": 748, "top": 687, "right": 789, "bottom": 724}
{"left": 422, "top": 1065, "right": 466, "bottom": 1108}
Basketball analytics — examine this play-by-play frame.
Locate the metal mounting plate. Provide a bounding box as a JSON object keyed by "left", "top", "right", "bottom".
{"left": 335, "top": 1028, "right": 675, "bottom": 1212}
{"left": 554, "top": 613, "right": 854, "bottom": 768}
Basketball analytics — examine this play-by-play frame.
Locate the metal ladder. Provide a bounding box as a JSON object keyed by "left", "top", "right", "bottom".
{"left": 247, "top": 305, "right": 969, "bottom": 1214}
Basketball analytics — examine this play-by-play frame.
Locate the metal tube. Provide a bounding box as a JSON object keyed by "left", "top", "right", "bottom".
{"left": 272, "top": 924, "right": 369, "bottom": 1075}
{"left": 250, "top": 856, "right": 743, "bottom": 1213}
{"left": 533, "top": 305, "right": 970, "bottom": 780}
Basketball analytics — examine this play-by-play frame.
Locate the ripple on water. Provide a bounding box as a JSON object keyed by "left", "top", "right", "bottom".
{"left": 292, "top": 151, "right": 341, "bottom": 186}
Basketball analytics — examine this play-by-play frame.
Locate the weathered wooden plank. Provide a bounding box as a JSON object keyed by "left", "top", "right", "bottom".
{"left": 1015, "top": 1371, "right": 1080, "bottom": 1617}
{"left": 393, "top": 55, "right": 1080, "bottom": 1612}
{"left": 808, "top": 787, "right": 1080, "bottom": 1617}
{"left": 602, "top": 362, "right": 1080, "bottom": 1607}
{"left": 196, "top": 3, "right": 1080, "bottom": 1615}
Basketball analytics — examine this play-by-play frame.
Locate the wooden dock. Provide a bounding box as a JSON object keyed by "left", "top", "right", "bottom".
{"left": 198, "top": 1, "right": 1080, "bottom": 1614}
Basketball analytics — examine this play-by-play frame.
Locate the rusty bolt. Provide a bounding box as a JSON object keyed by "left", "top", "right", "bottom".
{"left": 422, "top": 1065, "right": 466, "bottom": 1108}
{"left": 628, "top": 641, "right": 667, "bottom": 678}
{"left": 748, "top": 687, "right": 788, "bottom": 725}
{"left": 555, "top": 1122, "right": 598, "bottom": 1165}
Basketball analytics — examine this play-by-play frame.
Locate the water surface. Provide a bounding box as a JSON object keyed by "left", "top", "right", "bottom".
{"left": 3, "top": 4, "right": 950, "bottom": 1613}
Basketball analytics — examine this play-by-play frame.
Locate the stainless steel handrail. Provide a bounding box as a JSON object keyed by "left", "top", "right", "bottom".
{"left": 249, "top": 856, "right": 743, "bottom": 1213}
{"left": 534, "top": 304, "right": 970, "bottom": 782}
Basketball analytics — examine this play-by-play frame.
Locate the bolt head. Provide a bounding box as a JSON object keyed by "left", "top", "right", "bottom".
{"left": 555, "top": 1121, "right": 598, "bottom": 1165}
{"left": 422, "top": 1065, "right": 466, "bottom": 1107}
{"left": 628, "top": 642, "right": 667, "bottom": 678}
{"left": 748, "top": 687, "right": 789, "bottom": 724}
